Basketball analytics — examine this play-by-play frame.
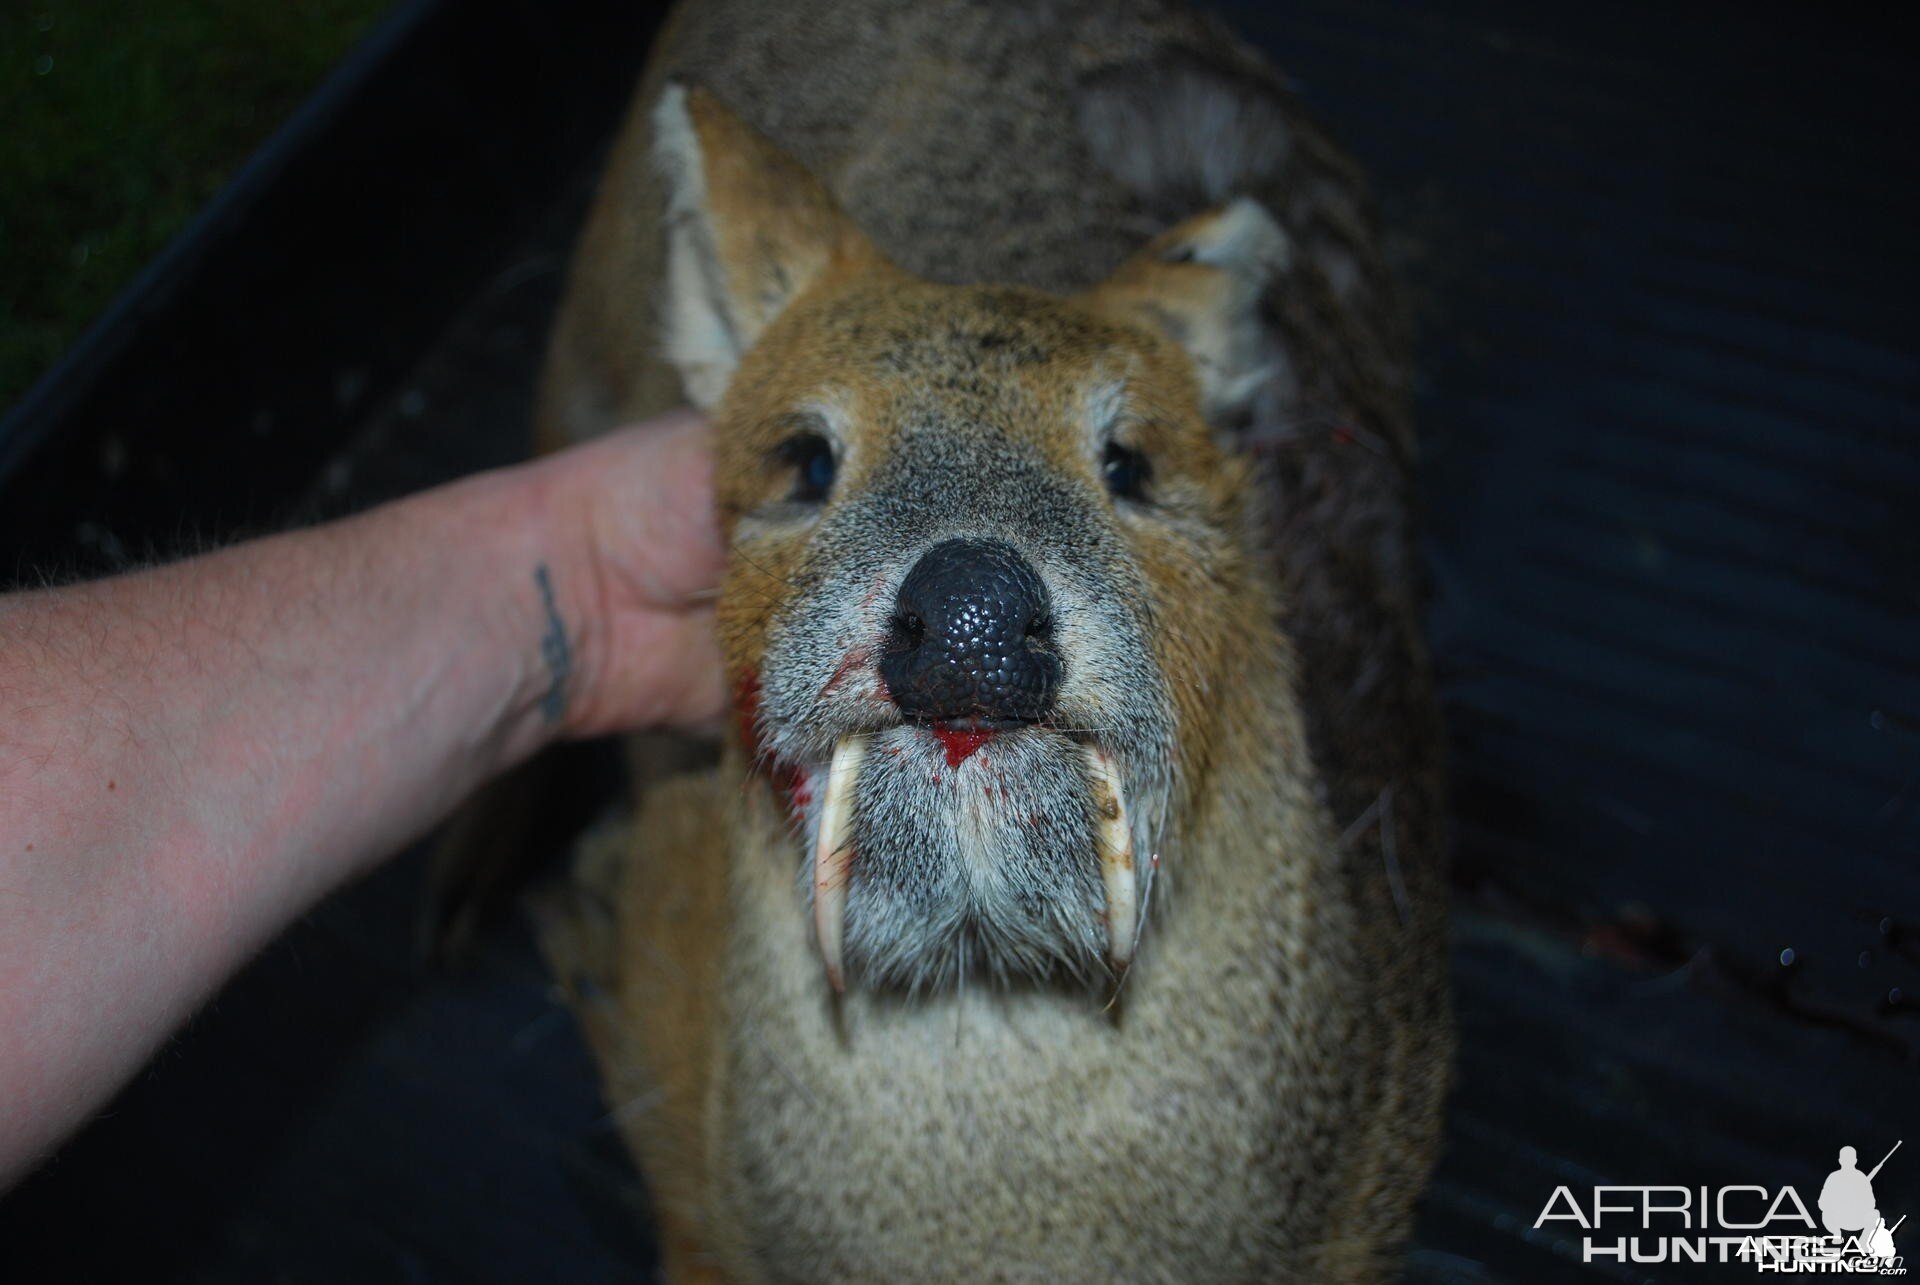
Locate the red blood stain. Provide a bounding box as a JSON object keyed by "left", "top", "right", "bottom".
{"left": 736, "top": 668, "right": 810, "bottom": 816}
{"left": 733, "top": 670, "right": 763, "bottom": 759}
{"left": 931, "top": 723, "right": 994, "bottom": 767}
{"left": 820, "top": 646, "right": 872, "bottom": 699}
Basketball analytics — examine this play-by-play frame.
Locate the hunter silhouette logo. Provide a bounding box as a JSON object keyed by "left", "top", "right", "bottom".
{"left": 1532, "top": 1138, "right": 1906, "bottom": 1273}
{"left": 1822, "top": 1142, "right": 1901, "bottom": 1258}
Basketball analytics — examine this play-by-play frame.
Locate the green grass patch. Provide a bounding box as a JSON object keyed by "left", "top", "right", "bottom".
{"left": 0, "top": 0, "right": 394, "bottom": 411}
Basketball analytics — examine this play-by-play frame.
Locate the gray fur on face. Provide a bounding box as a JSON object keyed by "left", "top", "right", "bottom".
{"left": 746, "top": 389, "right": 1177, "bottom": 993}
{"left": 842, "top": 725, "right": 1103, "bottom": 990}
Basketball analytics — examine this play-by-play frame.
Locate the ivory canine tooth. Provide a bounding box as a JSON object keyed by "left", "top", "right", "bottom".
{"left": 813, "top": 733, "right": 868, "bottom": 991}
{"left": 1083, "top": 745, "right": 1137, "bottom": 972}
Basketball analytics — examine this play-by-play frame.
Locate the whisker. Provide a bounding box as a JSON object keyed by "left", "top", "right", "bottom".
{"left": 730, "top": 546, "right": 804, "bottom": 590}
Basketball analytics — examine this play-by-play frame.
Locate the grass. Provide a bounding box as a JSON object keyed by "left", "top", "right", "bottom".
{"left": 0, "top": 0, "right": 394, "bottom": 412}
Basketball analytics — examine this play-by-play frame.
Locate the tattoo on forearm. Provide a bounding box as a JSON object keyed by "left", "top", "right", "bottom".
{"left": 534, "top": 564, "right": 571, "bottom": 723}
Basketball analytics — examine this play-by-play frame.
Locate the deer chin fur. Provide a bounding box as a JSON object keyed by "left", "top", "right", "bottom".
{"left": 803, "top": 728, "right": 1149, "bottom": 995}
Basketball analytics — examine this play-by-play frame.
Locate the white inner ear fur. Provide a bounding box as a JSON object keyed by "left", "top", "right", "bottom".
{"left": 1168, "top": 195, "right": 1291, "bottom": 274}
{"left": 654, "top": 84, "right": 743, "bottom": 411}
{"left": 1169, "top": 197, "right": 1292, "bottom": 422}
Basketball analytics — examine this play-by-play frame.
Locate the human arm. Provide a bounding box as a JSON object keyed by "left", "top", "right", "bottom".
{"left": 0, "top": 410, "right": 722, "bottom": 1184}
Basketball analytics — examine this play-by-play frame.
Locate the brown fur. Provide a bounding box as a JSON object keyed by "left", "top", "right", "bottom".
{"left": 535, "top": 1, "right": 1450, "bottom": 1279}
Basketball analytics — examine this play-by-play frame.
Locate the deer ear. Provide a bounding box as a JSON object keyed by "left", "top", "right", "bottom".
{"left": 653, "top": 83, "right": 881, "bottom": 409}
{"left": 1080, "top": 197, "right": 1290, "bottom": 424}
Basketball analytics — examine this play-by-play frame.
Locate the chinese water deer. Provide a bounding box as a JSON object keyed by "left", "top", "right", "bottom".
{"left": 534, "top": 1, "right": 1451, "bottom": 1278}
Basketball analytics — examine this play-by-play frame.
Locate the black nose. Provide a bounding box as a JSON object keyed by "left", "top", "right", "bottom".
{"left": 881, "top": 539, "right": 1060, "bottom": 724}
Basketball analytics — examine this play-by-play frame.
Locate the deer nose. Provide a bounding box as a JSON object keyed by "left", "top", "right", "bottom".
{"left": 881, "top": 538, "right": 1060, "bottom": 724}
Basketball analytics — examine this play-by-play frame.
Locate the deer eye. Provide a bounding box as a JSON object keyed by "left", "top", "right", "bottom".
{"left": 1102, "top": 442, "right": 1151, "bottom": 502}
{"left": 778, "top": 432, "right": 837, "bottom": 503}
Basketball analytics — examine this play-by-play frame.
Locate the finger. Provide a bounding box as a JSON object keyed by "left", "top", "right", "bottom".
{"left": 610, "top": 412, "right": 727, "bottom": 606}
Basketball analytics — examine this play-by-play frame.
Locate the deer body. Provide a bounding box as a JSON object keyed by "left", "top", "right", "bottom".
{"left": 536, "top": 1, "right": 1451, "bottom": 1280}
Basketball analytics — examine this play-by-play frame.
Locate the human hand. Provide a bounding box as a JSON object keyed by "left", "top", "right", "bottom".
{"left": 0, "top": 411, "right": 725, "bottom": 1180}
{"left": 531, "top": 408, "right": 727, "bottom": 739}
